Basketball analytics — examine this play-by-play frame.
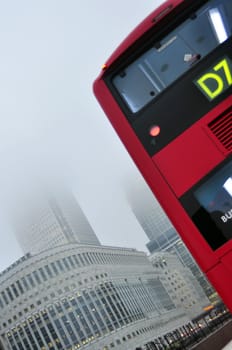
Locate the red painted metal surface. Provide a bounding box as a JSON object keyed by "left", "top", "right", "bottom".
{"left": 154, "top": 97, "right": 232, "bottom": 198}
{"left": 93, "top": 74, "right": 220, "bottom": 272}
{"left": 93, "top": 0, "right": 232, "bottom": 311}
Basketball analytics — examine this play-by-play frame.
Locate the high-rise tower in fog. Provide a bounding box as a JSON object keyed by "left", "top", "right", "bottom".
{"left": 13, "top": 189, "right": 100, "bottom": 254}
{"left": 127, "top": 181, "right": 215, "bottom": 299}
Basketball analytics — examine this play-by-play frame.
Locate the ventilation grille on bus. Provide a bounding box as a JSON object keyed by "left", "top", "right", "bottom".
{"left": 208, "top": 108, "right": 232, "bottom": 152}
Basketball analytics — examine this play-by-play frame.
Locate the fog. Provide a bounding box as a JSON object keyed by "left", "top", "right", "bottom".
{"left": 0, "top": 0, "right": 164, "bottom": 271}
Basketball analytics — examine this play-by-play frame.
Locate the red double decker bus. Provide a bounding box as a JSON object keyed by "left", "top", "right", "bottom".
{"left": 93, "top": 0, "right": 232, "bottom": 310}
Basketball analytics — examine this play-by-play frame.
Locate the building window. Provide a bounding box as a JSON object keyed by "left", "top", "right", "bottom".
{"left": 27, "top": 274, "right": 36, "bottom": 288}
{"left": 51, "top": 262, "right": 59, "bottom": 275}
{"left": 6, "top": 288, "right": 14, "bottom": 302}
{"left": 56, "top": 260, "right": 65, "bottom": 272}
{"left": 72, "top": 255, "right": 80, "bottom": 267}
{"left": 62, "top": 258, "right": 71, "bottom": 271}
{"left": 39, "top": 267, "right": 47, "bottom": 281}
{"left": 21, "top": 277, "right": 29, "bottom": 291}
{"left": 16, "top": 280, "right": 24, "bottom": 294}
{"left": 67, "top": 256, "right": 75, "bottom": 269}
{"left": 0, "top": 297, "right": 4, "bottom": 308}
{"left": 45, "top": 265, "right": 53, "bottom": 278}
{"left": 33, "top": 271, "right": 41, "bottom": 284}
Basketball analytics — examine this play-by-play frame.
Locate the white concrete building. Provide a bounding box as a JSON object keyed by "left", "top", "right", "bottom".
{"left": 0, "top": 244, "right": 190, "bottom": 350}
{"left": 149, "top": 252, "right": 210, "bottom": 319}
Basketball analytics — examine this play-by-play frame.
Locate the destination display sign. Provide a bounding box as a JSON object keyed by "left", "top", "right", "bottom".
{"left": 195, "top": 57, "right": 232, "bottom": 100}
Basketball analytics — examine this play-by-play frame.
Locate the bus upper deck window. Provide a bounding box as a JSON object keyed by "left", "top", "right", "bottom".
{"left": 112, "top": 0, "right": 232, "bottom": 113}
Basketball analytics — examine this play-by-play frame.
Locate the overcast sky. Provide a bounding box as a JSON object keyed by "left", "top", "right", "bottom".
{"left": 0, "top": 0, "right": 164, "bottom": 272}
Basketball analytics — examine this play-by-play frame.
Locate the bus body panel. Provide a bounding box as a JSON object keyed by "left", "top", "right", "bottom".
{"left": 93, "top": 0, "right": 232, "bottom": 310}
{"left": 221, "top": 250, "right": 232, "bottom": 274}
{"left": 153, "top": 96, "right": 232, "bottom": 197}
{"left": 154, "top": 126, "right": 224, "bottom": 198}
{"left": 94, "top": 78, "right": 218, "bottom": 271}
{"left": 207, "top": 262, "right": 232, "bottom": 311}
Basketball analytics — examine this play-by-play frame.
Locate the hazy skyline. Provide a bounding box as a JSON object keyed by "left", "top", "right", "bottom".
{"left": 0, "top": 0, "right": 164, "bottom": 272}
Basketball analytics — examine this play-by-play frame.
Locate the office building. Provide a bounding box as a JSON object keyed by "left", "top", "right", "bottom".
{"left": 0, "top": 244, "right": 189, "bottom": 350}
{"left": 12, "top": 189, "right": 100, "bottom": 255}
{"left": 150, "top": 252, "right": 210, "bottom": 319}
{"left": 127, "top": 182, "right": 215, "bottom": 299}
